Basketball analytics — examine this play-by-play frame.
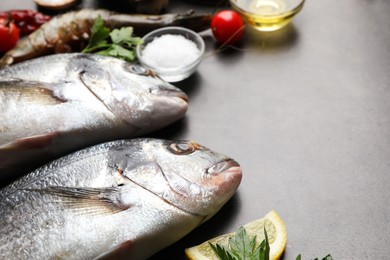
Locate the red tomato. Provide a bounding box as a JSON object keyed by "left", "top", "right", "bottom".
{"left": 0, "top": 18, "right": 20, "bottom": 53}
{"left": 211, "top": 10, "right": 245, "bottom": 45}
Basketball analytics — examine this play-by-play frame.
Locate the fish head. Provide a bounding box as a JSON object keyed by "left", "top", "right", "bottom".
{"left": 78, "top": 55, "right": 188, "bottom": 132}
{"left": 111, "top": 139, "right": 242, "bottom": 223}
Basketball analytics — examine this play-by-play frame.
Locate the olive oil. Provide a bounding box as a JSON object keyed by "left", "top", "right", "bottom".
{"left": 248, "top": 0, "right": 287, "bottom": 15}
{"left": 231, "top": 0, "right": 305, "bottom": 31}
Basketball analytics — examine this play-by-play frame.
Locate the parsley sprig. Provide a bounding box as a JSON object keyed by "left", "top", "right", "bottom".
{"left": 82, "top": 16, "right": 143, "bottom": 62}
{"left": 209, "top": 227, "right": 333, "bottom": 260}
{"left": 209, "top": 227, "right": 270, "bottom": 260}
{"left": 296, "top": 254, "right": 334, "bottom": 260}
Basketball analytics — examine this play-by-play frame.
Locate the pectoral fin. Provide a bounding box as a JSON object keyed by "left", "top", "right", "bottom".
{"left": 28, "top": 186, "right": 131, "bottom": 216}
{"left": 0, "top": 132, "right": 62, "bottom": 179}
{"left": 94, "top": 240, "right": 135, "bottom": 260}
{"left": 1, "top": 80, "right": 67, "bottom": 105}
{"left": 0, "top": 132, "right": 60, "bottom": 150}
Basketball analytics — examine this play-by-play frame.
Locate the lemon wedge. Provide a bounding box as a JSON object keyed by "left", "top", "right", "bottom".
{"left": 185, "top": 210, "right": 287, "bottom": 260}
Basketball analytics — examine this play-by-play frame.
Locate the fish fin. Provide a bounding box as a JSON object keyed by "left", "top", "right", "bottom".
{"left": 94, "top": 240, "right": 135, "bottom": 260}
{"left": 28, "top": 186, "right": 131, "bottom": 216}
{"left": 0, "top": 80, "right": 67, "bottom": 105}
{"left": 0, "top": 132, "right": 60, "bottom": 150}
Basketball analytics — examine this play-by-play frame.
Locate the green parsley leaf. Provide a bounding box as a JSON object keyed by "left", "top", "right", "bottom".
{"left": 312, "top": 255, "right": 334, "bottom": 260}
{"left": 82, "top": 16, "right": 110, "bottom": 53}
{"left": 210, "top": 227, "right": 269, "bottom": 260}
{"left": 81, "top": 16, "right": 143, "bottom": 62}
{"left": 209, "top": 243, "right": 236, "bottom": 260}
{"left": 124, "top": 36, "right": 144, "bottom": 46}
{"left": 229, "top": 227, "right": 252, "bottom": 259}
{"left": 110, "top": 27, "right": 134, "bottom": 44}
{"left": 97, "top": 44, "right": 135, "bottom": 62}
{"left": 259, "top": 228, "right": 270, "bottom": 260}
{"left": 209, "top": 226, "right": 333, "bottom": 260}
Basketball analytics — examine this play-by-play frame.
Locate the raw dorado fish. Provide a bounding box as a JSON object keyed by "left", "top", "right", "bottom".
{"left": 0, "top": 53, "right": 188, "bottom": 179}
{"left": 0, "top": 138, "right": 242, "bottom": 260}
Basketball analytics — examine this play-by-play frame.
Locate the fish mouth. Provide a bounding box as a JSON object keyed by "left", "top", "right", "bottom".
{"left": 150, "top": 87, "right": 188, "bottom": 102}
{"left": 170, "top": 89, "right": 188, "bottom": 102}
{"left": 207, "top": 159, "right": 242, "bottom": 178}
{"left": 206, "top": 159, "right": 243, "bottom": 192}
{"left": 198, "top": 159, "right": 242, "bottom": 223}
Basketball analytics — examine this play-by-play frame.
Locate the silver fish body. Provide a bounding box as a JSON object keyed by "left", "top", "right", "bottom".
{"left": 0, "top": 138, "right": 242, "bottom": 260}
{"left": 0, "top": 53, "right": 188, "bottom": 179}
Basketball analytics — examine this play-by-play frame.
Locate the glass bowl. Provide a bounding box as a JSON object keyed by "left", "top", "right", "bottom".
{"left": 136, "top": 27, "right": 205, "bottom": 82}
{"left": 230, "top": 0, "right": 305, "bottom": 32}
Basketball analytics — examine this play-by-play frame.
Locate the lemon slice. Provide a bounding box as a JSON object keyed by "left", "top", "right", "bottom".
{"left": 185, "top": 210, "right": 287, "bottom": 260}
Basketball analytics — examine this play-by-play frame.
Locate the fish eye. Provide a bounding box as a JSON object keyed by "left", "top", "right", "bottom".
{"left": 127, "top": 64, "right": 148, "bottom": 75}
{"left": 167, "top": 141, "right": 197, "bottom": 155}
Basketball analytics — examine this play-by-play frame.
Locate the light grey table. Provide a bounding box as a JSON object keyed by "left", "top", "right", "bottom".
{"left": 1, "top": 0, "right": 389, "bottom": 259}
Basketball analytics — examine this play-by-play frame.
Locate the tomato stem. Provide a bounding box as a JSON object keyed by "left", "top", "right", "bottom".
{"left": 6, "top": 12, "right": 11, "bottom": 27}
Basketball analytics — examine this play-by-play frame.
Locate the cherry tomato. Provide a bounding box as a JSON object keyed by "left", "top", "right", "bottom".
{"left": 0, "top": 18, "right": 20, "bottom": 53}
{"left": 211, "top": 10, "right": 245, "bottom": 45}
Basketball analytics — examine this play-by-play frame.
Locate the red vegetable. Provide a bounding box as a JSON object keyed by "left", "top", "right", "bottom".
{"left": 0, "top": 18, "right": 20, "bottom": 53}
{"left": 211, "top": 10, "right": 245, "bottom": 45}
{"left": 0, "top": 10, "right": 51, "bottom": 35}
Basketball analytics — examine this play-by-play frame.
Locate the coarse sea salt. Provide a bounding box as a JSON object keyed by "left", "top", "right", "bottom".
{"left": 141, "top": 34, "right": 200, "bottom": 68}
